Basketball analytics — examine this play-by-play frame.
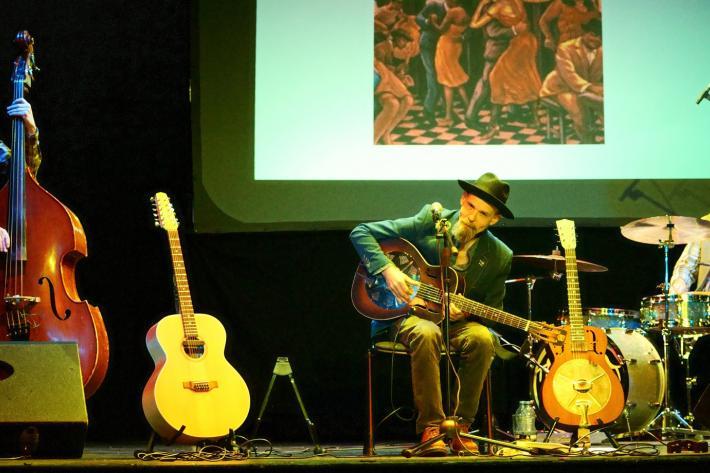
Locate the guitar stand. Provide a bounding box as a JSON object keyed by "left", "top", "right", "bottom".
{"left": 143, "top": 425, "right": 186, "bottom": 453}
{"left": 251, "top": 356, "right": 323, "bottom": 455}
{"left": 543, "top": 417, "right": 560, "bottom": 443}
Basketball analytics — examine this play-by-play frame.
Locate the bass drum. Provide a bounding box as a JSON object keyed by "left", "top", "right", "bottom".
{"left": 604, "top": 329, "right": 665, "bottom": 434}
{"left": 531, "top": 329, "right": 663, "bottom": 434}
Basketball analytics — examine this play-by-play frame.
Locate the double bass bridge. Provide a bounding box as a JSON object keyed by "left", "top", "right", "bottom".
{"left": 3, "top": 294, "right": 40, "bottom": 340}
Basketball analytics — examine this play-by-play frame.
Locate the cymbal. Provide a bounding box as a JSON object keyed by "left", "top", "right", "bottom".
{"left": 512, "top": 254, "right": 608, "bottom": 272}
{"left": 620, "top": 216, "right": 710, "bottom": 245}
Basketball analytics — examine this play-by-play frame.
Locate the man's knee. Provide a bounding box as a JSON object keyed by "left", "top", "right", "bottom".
{"left": 409, "top": 320, "right": 443, "bottom": 347}
{"left": 459, "top": 324, "right": 495, "bottom": 357}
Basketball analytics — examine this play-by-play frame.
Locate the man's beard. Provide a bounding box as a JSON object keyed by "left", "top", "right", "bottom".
{"left": 452, "top": 219, "right": 476, "bottom": 246}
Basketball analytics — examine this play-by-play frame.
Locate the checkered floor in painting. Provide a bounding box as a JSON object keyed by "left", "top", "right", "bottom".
{"left": 387, "top": 101, "right": 604, "bottom": 145}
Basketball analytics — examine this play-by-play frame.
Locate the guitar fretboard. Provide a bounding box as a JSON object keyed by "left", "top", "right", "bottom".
{"left": 166, "top": 229, "right": 197, "bottom": 339}
{"left": 415, "top": 283, "right": 544, "bottom": 333}
{"left": 563, "top": 247, "right": 585, "bottom": 351}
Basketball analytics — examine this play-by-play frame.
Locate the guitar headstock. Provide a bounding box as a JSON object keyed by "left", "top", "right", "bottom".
{"left": 12, "top": 31, "right": 36, "bottom": 91}
{"left": 151, "top": 192, "right": 179, "bottom": 231}
{"left": 556, "top": 219, "right": 577, "bottom": 251}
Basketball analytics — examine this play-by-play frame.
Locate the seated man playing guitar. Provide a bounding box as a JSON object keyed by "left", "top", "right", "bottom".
{"left": 350, "top": 173, "right": 514, "bottom": 456}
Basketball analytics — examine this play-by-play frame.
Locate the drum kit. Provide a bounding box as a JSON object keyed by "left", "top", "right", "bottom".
{"left": 509, "top": 215, "right": 710, "bottom": 439}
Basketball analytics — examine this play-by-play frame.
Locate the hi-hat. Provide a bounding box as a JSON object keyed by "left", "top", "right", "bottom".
{"left": 620, "top": 216, "right": 710, "bottom": 245}
{"left": 512, "top": 254, "right": 608, "bottom": 272}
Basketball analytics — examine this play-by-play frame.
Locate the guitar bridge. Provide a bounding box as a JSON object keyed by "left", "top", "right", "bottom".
{"left": 182, "top": 381, "right": 218, "bottom": 392}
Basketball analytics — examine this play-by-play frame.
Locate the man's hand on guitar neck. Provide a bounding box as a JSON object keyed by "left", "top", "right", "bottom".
{"left": 382, "top": 264, "right": 420, "bottom": 304}
{"left": 447, "top": 302, "right": 466, "bottom": 322}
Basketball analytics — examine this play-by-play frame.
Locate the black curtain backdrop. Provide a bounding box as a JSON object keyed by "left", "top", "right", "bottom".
{"left": 0, "top": 0, "right": 690, "bottom": 444}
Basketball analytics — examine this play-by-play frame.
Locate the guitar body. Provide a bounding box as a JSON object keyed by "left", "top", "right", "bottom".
{"left": 351, "top": 238, "right": 461, "bottom": 323}
{"left": 540, "top": 325, "right": 625, "bottom": 428}
{"left": 142, "top": 313, "right": 250, "bottom": 443}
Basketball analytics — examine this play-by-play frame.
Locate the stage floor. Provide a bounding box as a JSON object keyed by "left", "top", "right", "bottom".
{"left": 0, "top": 439, "right": 708, "bottom": 472}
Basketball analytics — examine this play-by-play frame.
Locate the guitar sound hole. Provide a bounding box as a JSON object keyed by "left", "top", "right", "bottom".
{"left": 366, "top": 250, "right": 420, "bottom": 311}
{"left": 182, "top": 339, "right": 205, "bottom": 358}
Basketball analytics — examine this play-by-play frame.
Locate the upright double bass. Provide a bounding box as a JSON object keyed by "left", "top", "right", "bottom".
{"left": 0, "top": 31, "right": 109, "bottom": 397}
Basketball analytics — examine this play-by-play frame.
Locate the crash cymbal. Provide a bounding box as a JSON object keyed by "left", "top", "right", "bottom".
{"left": 513, "top": 254, "right": 608, "bottom": 272}
{"left": 620, "top": 216, "right": 710, "bottom": 245}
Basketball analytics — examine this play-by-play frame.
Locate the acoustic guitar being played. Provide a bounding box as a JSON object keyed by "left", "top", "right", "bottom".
{"left": 351, "top": 238, "right": 564, "bottom": 344}
{"left": 141, "top": 192, "right": 250, "bottom": 443}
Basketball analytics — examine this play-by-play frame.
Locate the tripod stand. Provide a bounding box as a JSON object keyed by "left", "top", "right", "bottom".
{"left": 251, "top": 357, "right": 323, "bottom": 454}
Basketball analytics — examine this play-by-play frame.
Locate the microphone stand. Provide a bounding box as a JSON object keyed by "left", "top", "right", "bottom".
{"left": 402, "top": 217, "right": 533, "bottom": 457}
{"left": 437, "top": 219, "right": 454, "bottom": 418}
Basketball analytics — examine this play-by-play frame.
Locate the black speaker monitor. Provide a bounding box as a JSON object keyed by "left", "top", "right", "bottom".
{"left": 0, "top": 342, "right": 88, "bottom": 458}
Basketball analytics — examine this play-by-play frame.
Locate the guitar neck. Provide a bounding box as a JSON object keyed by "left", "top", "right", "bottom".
{"left": 9, "top": 62, "right": 27, "bottom": 261}
{"left": 166, "top": 229, "right": 198, "bottom": 338}
{"left": 563, "top": 248, "right": 585, "bottom": 345}
{"left": 416, "top": 283, "right": 544, "bottom": 333}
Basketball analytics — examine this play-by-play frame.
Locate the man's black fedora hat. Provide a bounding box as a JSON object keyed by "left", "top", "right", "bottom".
{"left": 458, "top": 173, "right": 514, "bottom": 219}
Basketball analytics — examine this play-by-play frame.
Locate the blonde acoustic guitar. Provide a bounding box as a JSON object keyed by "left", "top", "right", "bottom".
{"left": 142, "top": 192, "right": 250, "bottom": 443}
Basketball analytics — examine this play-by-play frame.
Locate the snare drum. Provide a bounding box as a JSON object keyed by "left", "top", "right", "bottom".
{"left": 640, "top": 294, "right": 681, "bottom": 328}
{"left": 640, "top": 293, "right": 710, "bottom": 330}
{"left": 557, "top": 307, "right": 642, "bottom": 330}
{"left": 679, "top": 292, "right": 710, "bottom": 330}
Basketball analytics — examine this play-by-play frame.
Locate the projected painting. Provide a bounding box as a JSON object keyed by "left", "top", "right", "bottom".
{"left": 374, "top": 0, "right": 604, "bottom": 145}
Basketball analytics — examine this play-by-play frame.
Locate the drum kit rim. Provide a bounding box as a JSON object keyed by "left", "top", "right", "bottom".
{"left": 510, "top": 214, "right": 710, "bottom": 439}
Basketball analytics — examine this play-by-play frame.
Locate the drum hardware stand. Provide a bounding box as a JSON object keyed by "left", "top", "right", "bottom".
{"left": 509, "top": 337, "right": 550, "bottom": 375}
{"left": 646, "top": 218, "right": 694, "bottom": 438}
{"left": 251, "top": 356, "right": 323, "bottom": 454}
{"left": 677, "top": 334, "right": 710, "bottom": 437}
{"left": 680, "top": 334, "right": 700, "bottom": 425}
{"left": 505, "top": 272, "right": 561, "bottom": 321}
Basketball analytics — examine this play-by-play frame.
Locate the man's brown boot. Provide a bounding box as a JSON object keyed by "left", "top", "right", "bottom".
{"left": 415, "top": 426, "right": 449, "bottom": 457}
{"left": 449, "top": 424, "right": 479, "bottom": 456}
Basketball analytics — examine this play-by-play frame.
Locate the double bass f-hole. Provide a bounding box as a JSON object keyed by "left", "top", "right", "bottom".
{"left": 38, "top": 276, "right": 71, "bottom": 320}
{"left": 1, "top": 277, "right": 69, "bottom": 339}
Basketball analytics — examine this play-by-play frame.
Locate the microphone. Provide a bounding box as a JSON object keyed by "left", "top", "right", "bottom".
{"left": 431, "top": 202, "right": 443, "bottom": 222}
{"left": 696, "top": 83, "right": 710, "bottom": 104}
